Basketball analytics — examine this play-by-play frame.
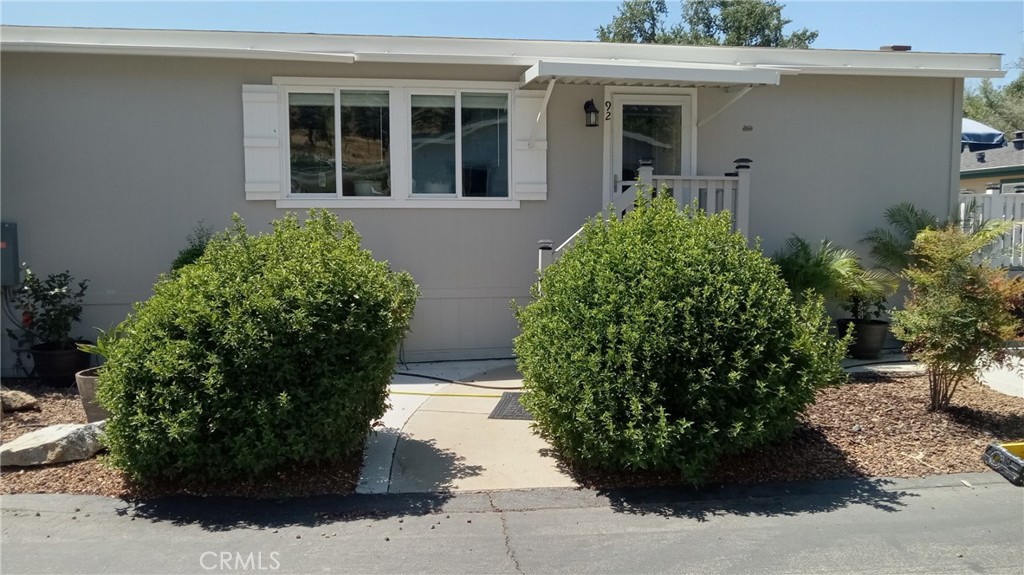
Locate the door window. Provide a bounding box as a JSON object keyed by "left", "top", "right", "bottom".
{"left": 620, "top": 104, "right": 684, "bottom": 182}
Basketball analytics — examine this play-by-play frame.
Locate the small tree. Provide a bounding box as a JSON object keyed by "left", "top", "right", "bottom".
{"left": 892, "top": 223, "right": 1018, "bottom": 411}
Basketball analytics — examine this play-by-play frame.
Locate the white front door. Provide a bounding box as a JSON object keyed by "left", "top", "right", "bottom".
{"left": 609, "top": 94, "right": 694, "bottom": 216}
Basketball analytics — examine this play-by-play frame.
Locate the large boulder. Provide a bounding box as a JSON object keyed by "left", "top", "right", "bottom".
{"left": 0, "top": 421, "right": 106, "bottom": 466}
{"left": 1, "top": 390, "right": 38, "bottom": 413}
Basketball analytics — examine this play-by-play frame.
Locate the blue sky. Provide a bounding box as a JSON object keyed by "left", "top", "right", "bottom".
{"left": 2, "top": 1, "right": 1021, "bottom": 85}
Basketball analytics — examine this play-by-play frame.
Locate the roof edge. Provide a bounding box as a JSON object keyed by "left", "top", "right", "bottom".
{"left": 0, "top": 25, "right": 1006, "bottom": 79}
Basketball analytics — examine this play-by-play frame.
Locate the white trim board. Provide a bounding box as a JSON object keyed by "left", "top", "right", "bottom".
{"left": 1, "top": 26, "right": 1005, "bottom": 80}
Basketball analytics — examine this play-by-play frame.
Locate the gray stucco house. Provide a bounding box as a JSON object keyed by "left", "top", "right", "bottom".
{"left": 0, "top": 26, "right": 1005, "bottom": 371}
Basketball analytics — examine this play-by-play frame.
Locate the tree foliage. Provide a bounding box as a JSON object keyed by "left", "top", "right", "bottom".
{"left": 862, "top": 203, "right": 942, "bottom": 275}
{"left": 597, "top": 0, "right": 817, "bottom": 48}
{"left": 964, "top": 61, "right": 1024, "bottom": 138}
{"left": 892, "top": 223, "right": 1017, "bottom": 411}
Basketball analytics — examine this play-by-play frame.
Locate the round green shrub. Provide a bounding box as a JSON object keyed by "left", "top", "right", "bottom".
{"left": 99, "top": 210, "right": 418, "bottom": 482}
{"left": 514, "top": 194, "right": 847, "bottom": 481}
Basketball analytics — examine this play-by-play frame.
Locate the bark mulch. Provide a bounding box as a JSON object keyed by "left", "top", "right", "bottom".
{"left": 0, "top": 380, "right": 362, "bottom": 499}
{"left": 558, "top": 372, "right": 1024, "bottom": 489}
{"left": 2, "top": 373, "right": 1022, "bottom": 498}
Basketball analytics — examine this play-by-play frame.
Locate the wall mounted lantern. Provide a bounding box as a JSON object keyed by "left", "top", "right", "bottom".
{"left": 584, "top": 100, "right": 599, "bottom": 127}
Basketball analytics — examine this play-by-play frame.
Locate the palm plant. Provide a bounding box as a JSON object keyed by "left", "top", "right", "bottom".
{"left": 863, "top": 201, "right": 1009, "bottom": 274}
{"left": 773, "top": 235, "right": 898, "bottom": 318}
{"left": 774, "top": 235, "right": 899, "bottom": 359}
{"left": 862, "top": 202, "right": 940, "bottom": 274}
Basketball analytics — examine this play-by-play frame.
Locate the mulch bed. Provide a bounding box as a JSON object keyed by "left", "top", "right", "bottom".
{"left": 556, "top": 372, "right": 1024, "bottom": 489}
{"left": 0, "top": 380, "right": 362, "bottom": 499}
{"left": 2, "top": 372, "right": 1022, "bottom": 497}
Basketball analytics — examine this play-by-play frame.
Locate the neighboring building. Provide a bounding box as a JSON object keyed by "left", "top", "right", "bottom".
{"left": 960, "top": 131, "right": 1024, "bottom": 194}
{"left": 0, "top": 26, "right": 1004, "bottom": 371}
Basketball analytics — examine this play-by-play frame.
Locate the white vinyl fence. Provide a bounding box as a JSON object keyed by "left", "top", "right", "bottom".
{"left": 959, "top": 189, "right": 1024, "bottom": 268}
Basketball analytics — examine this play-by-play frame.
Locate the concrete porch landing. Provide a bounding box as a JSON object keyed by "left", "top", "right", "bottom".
{"left": 356, "top": 361, "right": 577, "bottom": 494}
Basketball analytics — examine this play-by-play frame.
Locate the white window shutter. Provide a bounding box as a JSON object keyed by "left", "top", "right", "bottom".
{"left": 242, "top": 85, "right": 282, "bottom": 200}
{"left": 512, "top": 90, "right": 548, "bottom": 201}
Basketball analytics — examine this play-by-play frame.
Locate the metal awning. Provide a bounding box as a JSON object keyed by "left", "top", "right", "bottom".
{"left": 520, "top": 59, "right": 783, "bottom": 88}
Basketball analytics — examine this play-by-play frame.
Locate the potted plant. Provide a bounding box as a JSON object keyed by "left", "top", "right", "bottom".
{"left": 75, "top": 327, "right": 118, "bottom": 423}
{"left": 836, "top": 289, "right": 894, "bottom": 359}
{"left": 6, "top": 268, "right": 90, "bottom": 387}
{"left": 774, "top": 235, "right": 897, "bottom": 359}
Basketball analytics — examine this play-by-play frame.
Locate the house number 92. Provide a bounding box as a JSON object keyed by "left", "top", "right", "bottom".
{"left": 605, "top": 101, "right": 611, "bottom": 120}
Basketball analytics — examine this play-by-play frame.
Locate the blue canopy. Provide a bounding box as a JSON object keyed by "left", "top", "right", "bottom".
{"left": 962, "top": 118, "right": 1006, "bottom": 152}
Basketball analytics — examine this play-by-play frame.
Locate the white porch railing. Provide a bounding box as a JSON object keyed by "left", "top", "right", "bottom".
{"left": 538, "top": 159, "right": 752, "bottom": 274}
{"left": 959, "top": 191, "right": 1024, "bottom": 268}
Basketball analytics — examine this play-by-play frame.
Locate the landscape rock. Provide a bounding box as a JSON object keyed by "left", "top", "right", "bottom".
{"left": 0, "top": 421, "right": 106, "bottom": 467}
{"left": 1, "top": 390, "right": 39, "bottom": 413}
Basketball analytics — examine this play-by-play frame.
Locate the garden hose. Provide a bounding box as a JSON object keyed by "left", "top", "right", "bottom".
{"left": 389, "top": 370, "right": 521, "bottom": 399}
{"left": 843, "top": 359, "right": 920, "bottom": 370}
{"left": 390, "top": 390, "right": 504, "bottom": 398}
{"left": 393, "top": 371, "right": 522, "bottom": 390}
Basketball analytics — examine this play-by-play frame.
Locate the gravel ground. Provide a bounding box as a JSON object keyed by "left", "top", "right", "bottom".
{"left": 2, "top": 373, "right": 1022, "bottom": 497}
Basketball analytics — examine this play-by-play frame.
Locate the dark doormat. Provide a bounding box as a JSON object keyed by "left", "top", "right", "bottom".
{"left": 488, "top": 392, "right": 533, "bottom": 420}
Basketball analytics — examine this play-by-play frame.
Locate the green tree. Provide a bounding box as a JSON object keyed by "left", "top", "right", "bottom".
{"left": 892, "top": 223, "right": 1017, "bottom": 411}
{"left": 597, "top": 0, "right": 817, "bottom": 48}
{"left": 964, "top": 59, "right": 1024, "bottom": 138}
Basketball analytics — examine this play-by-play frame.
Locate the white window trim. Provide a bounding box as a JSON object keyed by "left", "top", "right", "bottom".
{"left": 275, "top": 77, "right": 519, "bottom": 209}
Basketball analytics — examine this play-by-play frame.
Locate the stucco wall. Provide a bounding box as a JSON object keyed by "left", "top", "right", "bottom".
{"left": 0, "top": 53, "right": 605, "bottom": 370}
{"left": 696, "top": 74, "right": 960, "bottom": 255}
{"left": 0, "top": 52, "right": 960, "bottom": 371}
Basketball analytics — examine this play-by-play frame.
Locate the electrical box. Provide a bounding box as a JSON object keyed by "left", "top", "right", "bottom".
{"left": 1, "top": 223, "right": 19, "bottom": 286}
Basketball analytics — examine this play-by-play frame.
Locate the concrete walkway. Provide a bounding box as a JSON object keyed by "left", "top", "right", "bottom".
{"left": 357, "top": 361, "right": 577, "bottom": 494}
{"left": 978, "top": 356, "right": 1024, "bottom": 398}
{"left": 358, "top": 354, "right": 1023, "bottom": 495}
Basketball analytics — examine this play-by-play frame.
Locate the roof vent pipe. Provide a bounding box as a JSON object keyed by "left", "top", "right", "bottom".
{"left": 1014, "top": 131, "right": 1024, "bottom": 150}
{"left": 976, "top": 152, "right": 986, "bottom": 162}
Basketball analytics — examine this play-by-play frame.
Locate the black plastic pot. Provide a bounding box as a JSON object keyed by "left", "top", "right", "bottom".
{"left": 30, "top": 342, "right": 90, "bottom": 388}
{"left": 836, "top": 319, "right": 890, "bottom": 360}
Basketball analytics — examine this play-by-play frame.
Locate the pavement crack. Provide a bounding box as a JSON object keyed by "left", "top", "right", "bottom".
{"left": 488, "top": 492, "right": 524, "bottom": 575}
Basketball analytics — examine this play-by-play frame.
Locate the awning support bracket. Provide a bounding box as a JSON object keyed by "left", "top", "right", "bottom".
{"left": 529, "top": 78, "right": 556, "bottom": 148}
{"left": 696, "top": 85, "right": 753, "bottom": 128}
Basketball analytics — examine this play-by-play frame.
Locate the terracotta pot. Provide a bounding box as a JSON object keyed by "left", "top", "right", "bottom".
{"left": 836, "top": 319, "right": 890, "bottom": 360}
{"left": 75, "top": 367, "right": 109, "bottom": 423}
{"left": 30, "top": 343, "right": 90, "bottom": 388}
{"left": 74, "top": 366, "right": 110, "bottom": 421}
